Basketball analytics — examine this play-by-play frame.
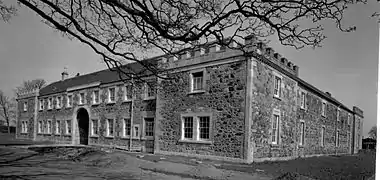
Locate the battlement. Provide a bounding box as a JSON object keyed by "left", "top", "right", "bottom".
{"left": 353, "top": 106, "right": 364, "bottom": 118}
{"left": 17, "top": 88, "right": 40, "bottom": 99}
{"left": 244, "top": 35, "right": 299, "bottom": 77}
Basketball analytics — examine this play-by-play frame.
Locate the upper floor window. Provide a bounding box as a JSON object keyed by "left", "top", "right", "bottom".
{"left": 337, "top": 109, "right": 340, "bottom": 121}
{"left": 300, "top": 92, "right": 306, "bottom": 109}
{"left": 39, "top": 99, "right": 44, "bottom": 111}
{"left": 191, "top": 72, "right": 204, "bottom": 92}
{"left": 67, "top": 95, "right": 72, "bottom": 107}
{"left": 79, "top": 92, "right": 85, "bottom": 105}
{"left": 145, "top": 82, "right": 155, "bottom": 99}
{"left": 321, "top": 101, "right": 326, "bottom": 117}
{"left": 48, "top": 98, "right": 52, "bottom": 109}
{"left": 108, "top": 87, "right": 116, "bottom": 103}
{"left": 348, "top": 114, "right": 351, "bottom": 125}
{"left": 124, "top": 85, "right": 133, "bottom": 101}
{"left": 181, "top": 113, "right": 212, "bottom": 142}
{"left": 271, "top": 113, "right": 280, "bottom": 144}
{"left": 273, "top": 76, "right": 282, "bottom": 98}
{"left": 23, "top": 101, "right": 27, "bottom": 112}
{"left": 92, "top": 90, "right": 100, "bottom": 104}
{"left": 56, "top": 96, "right": 62, "bottom": 109}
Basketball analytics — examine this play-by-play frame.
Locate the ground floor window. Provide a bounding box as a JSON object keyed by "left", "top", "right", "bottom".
{"left": 133, "top": 124, "right": 140, "bottom": 138}
{"left": 107, "top": 119, "right": 114, "bottom": 136}
{"left": 271, "top": 113, "right": 280, "bottom": 144}
{"left": 321, "top": 126, "right": 325, "bottom": 147}
{"left": 123, "top": 118, "right": 131, "bottom": 136}
{"left": 144, "top": 118, "right": 154, "bottom": 137}
{"left": 38, "top": 121, "right": 42, "bottom": 133}
{"left": 46, "top": 120, "right": 52, "bottom": 134}
{"left": 91, "top": 119, "right": 98, "bottom": 136}
{"left": 21, "top": 121, "right": 28, "bottom": 133}
{"left": 65, "top": 120, "right": 71, "bottom": 135}
{"left": 336, "top": 130, "right": 340, "bottom": 147}
{"left": 347, "top": 131, "right": 350, "bottom": 146}
{"left": 181, "top": 113, "right": 212, "bottom": 142}
{"left": 56, "top": 120, "right": 61, "bottom": 134}
{"left": 299, "top": 121, "right": 305, "bottom": 146}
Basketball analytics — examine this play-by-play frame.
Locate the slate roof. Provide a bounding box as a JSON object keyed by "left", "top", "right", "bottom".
{"left": 39, "top": 59, "right": 157, "bottom": 96}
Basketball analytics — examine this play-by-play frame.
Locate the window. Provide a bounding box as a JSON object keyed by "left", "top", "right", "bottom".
{"left": 347, "top": 131, "right": 350, "bottom": 146}
{"left": 123, "top": 119, "right": 131, "bottom": 136}
{"left": 144, "top": 118, "right": 154, "bottom": 137}
{"left": 91, "top": 119, "right": 98, "bottom": 136}
{"left": 191, "top": 71, "right": 204, "bottom": 92}
{"left": 79, "top": 92, "right": 85, "bottom": 105}
{"left": 348, "top": 114, "right": 351, "bottom": 125}
{"left": 199, "top": 117, "right": 210, "bottom": 140}
{"left": 23, "top": 101, "right": 27, "bottom": 112}
{"left": 300, "top": 121, "right": 305, "bottom": 146}
{"left": 56, "top": 120, "right": 61, "bottom": 134}
{"left": 38, "top": 121, "right": 42, "bottom": 133}
{"left": 181, "top": 114, "right": 212, "bottom": 142}
{"left": 47, "top": 120, "right": 52, "bottom": 134}
{"left": 336, "top": 130, "right": 340, "bottom": 147}
{"left": 322, "top": 102, "right": 326, "bottom": 117}
{"left": 124, "top": 85, "right": 133, "bottom": 101}
{"left": 337, "top": 109, "right": 340, "bottom": 121}
{"left": 65, "top": 120, "right": 71, "bottom": 134}
{"left": 48, "top": 98, "right": 52, "bottom": 109}
{"left": 56, "top": 96, "right": 62, "bottom": 109}
{"left": 107, "top": 119, "right": 114, "bottom": 136}
{"left": 273, "top": 76, "right": 282, "bottom": 98}
{"left": 21, "top": 121, "right": 28, "bottom": 133}
{"left": 300, "top": 92, "right": 306, "bottom": 109}
{"left": 67, "top": 95, "right": 72, "bottom": 107}
{"left": 39, "top": 99, "right": 44, "bottom": 111}
{"left": 271, "top": 114, "right": 280, "bottom": 144}
{"left": 43, "top": 121, "right": 47, "bottom": 133}
{"left": 145, "top": 82, "right": 155, "bottom": 99}
{"left": 133, "top": 124, "right": 140, "bottom": 138}
{"left": 183, "top": 117, "right": 194, "bottom": 139}
{"left": 321, "top": 126, "right": 325, "bottom": 147}
{"left": 93, "top": 90, "right": 100, "bottom": 104}
{"left": 108, "top": 87, "right": 116, "bottom": 103}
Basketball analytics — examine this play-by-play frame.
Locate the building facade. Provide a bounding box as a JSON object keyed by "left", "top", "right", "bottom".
{"left": 16, "top": 35, "right": 364, "bottom": 163}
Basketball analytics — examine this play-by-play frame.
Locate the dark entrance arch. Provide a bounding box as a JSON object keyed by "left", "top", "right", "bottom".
{"left": 77, "top": 108, "right": 89, "bottom": 145}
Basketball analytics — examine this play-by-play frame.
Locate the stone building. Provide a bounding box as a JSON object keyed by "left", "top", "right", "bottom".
{"left": 16, "top": 35, "right": 364, "bottom": 163}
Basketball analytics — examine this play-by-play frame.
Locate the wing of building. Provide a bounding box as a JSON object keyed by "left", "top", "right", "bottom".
{"left": 15, "top": 35, "right": 364, "bottom": 163}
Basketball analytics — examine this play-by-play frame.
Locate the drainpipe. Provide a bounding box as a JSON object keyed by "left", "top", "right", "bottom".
{"left": 335, "top": 104, "right": 341, "bottom": 156}
{"left": 129, "top": 76, "right": 134, "bottom": 151}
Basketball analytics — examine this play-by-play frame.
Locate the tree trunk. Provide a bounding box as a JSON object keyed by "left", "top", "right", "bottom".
{"left": 7, "top": 121, "right": 10, "bottom": 134}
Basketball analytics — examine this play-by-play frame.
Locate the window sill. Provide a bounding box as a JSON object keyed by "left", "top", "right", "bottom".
{"left": 47, "top": 108, "right": 52, "bottom": 111}
{"left": 63, "top": 134, "right": 71, "bottom": 136}
{"left": 90, "top": 135, "right": 99, "bottom": 138}
{"left": 123, "top": 99, "right": 133, "bottom": 103}
{"left": 20, "top": 132, "right": 28, "bottom": 135}
{"left": 273, "top": 95, "right": 281, "bottom": 100}
{"left": 141, "top": 136, "right": 154, "bottom": 140}
{"left": 107, "top": 101, "right": 116, "bottom": 104}
{"left": 178, "top": 139, "right": 212, "bottom": 144}
{"left": 105, "top": 136, "right": 115, "bottom": 139}
{"left": 56, "top": 107, "right": 61, "bottom": 110}
{"left": 91, "top": 103, "right": 100, "bottom": 106}
{"left": 54, "top": 134, "right": 61, "bottom": 136}
{"left": 187, "top": 90, "right": 206, "bottom": 95}
{"left": 66, "top": 106, "right": 72, "bottom": 109}
{"left": 121, "top": 136, "right": 140, "bottom": 140}
{"left": 143, "top": 97, "right": 156, "bottom": 101}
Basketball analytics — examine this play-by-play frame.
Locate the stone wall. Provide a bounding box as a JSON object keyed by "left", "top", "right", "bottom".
{"left": 157, "top": 59, "right": 247, "bottom": 159}
{"left": 250, "top": 59, "right": 298, "bottom": 159}
{"left": 17, "top": 97, "right": 36, "bottom": 140}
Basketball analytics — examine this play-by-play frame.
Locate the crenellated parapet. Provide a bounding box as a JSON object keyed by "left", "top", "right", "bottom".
{"left": 244, "top": 35, "right": 299, "bottom": 77}
{"left": 16, "top": 88, "right": 40, "bottom": 100}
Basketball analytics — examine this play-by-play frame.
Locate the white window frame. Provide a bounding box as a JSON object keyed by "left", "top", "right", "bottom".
{"left": 79, "top": 92, "right": 86, "bottom": 105}
{"left": 337, "top": 108, "right": 340, "bottom": 122}
{"left": 144, "top": 82, "right": 156, "bottom": 100}
{"left": 132, "top": 124, "right": 140, "bottom": 138}
{"left": 123, "top": 118, "right": 131, "bottom": 137}
{"left": 124, "top": 85, "right": 133, "bottom": 101}
{"left": 66, "top": 94, "right": 73, "bottom": 108}
{"left": 92, "top": 90, "right": 100, "bottom": 105}
{"left": 91, "top": 119, "right": 99, "bottom": 136}
{"left": 299, "top": 120, "right": 305, "bottom": 146}
{"left": 107, "top": 87, "right": 116, "bottom": 103}
{"left": 65, "top": 120, "right": 71, "bottom": 135}
{"left": 21, "top": 121, "right": 28, "bottom": 133}
{"left": 273, "top": 72, "right": 282, "bottom": 99}
{"left": 180, "top": 112, "right": 212, "bottom": 143}
{"left": 336, "top": 130, "right": 340, "bottom": 147}
{"left": 321, "top": 100, "right": 327, "bottom": 117}
{"left": 56, "top": 96, "right": 62, "bottom": 109}
{"left": 300, "top": 91, "right": 306, "bottom": 110}
{"left": 321, "top": 126, "right": 325, "bottom": 147}
{"left": 39, "top": 99, "right": 44, "bottom": 111}
{"left": 47, "top": 120, "right": 52, "bottom": 134}
{"left": 143, "top": 117, "right": 154, "bottom": 138}
{"left": 48, "top": 98, "right": 52, "bottom": 109}
{"left": 23, "top": 101, "right": 27, "bottom": 112}
{"left": 55, "top": 120, "right": 61, "bottom": 135}
{"left": 189, "top": 69, "right": 206, "bottom": 93}
{"left": 106, "top": 118, "right": 115, "bottom": 137}
{"left": 38, "top": 121, "right": 42, "bottom": 134}
{"left": 271, "top": 109, "right": 281, "bottom": 145}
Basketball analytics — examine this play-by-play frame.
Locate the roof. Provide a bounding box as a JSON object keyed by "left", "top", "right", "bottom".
{"left": 39, "top": 59, "right": 156, "bottom": 96}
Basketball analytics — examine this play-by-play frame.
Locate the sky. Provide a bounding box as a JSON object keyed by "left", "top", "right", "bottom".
{"left": 0, "top": 2, "right": 378, "bottom": 135}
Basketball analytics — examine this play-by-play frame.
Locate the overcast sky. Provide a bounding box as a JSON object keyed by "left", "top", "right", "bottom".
{"left": 0, "top": 2, "right": 378, "bottom": 135}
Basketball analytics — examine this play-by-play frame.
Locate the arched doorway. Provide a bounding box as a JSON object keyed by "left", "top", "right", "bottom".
{"left": 77, "top": 108, "right": 89, "bottom": 145}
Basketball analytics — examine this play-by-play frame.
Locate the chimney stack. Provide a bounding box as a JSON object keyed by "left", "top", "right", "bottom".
{"left": 61, "top": 67, "right": 68, "bottom": 81}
